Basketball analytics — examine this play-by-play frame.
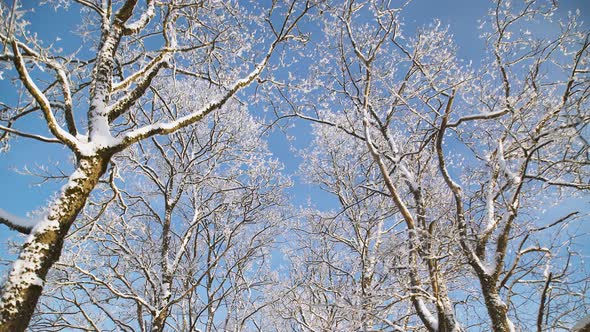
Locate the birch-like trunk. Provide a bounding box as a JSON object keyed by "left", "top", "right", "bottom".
{"left": 0, "top": 154, "right": 110, "bottom": 332}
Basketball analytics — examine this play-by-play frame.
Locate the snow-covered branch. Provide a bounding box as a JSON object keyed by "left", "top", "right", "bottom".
{"left": 122, "top": 0, "right": 155, "bottom": 35}
{"left": 447, "top": 108, "right": 510, "bottom": 128}
{"left": 108, "top": 54, "right": 171, "bottom": 122}
{"left": 0, "top": 209, "right": 36, "bottom": 234}
{"left": 0, "top": 125, "right": 62, "bottom": 144}
{"left": 120, "top": 55, "right": 273, "bottom": 147}
{"left": 10, "top": 40, "right": 79, "bottom": 150}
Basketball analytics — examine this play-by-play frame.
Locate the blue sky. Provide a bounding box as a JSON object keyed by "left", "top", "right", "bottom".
{"left": 265, "top": 0, "right": 590, "bottom": 204}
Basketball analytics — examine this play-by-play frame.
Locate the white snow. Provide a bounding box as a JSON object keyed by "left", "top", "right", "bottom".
{"left": 124, "top": 2, "right": 155, "bottom": 32}
{"left": 28, "top": 217, "right": 60, "bottom": 244}
{"left": 12, "top": 45, "right": 78, "bottom": 146}
{"left": 90, "top": 119, "right": 121, "bottom": 148}
{"left": 75, "top": 142, "right": 94, "bottom": 156}
{"left": 169, "top": 207, "right": 201, "bottom": 273}
{"left": 481, "top": 261, "right": 495, "bottom": 276}
{"left": 124, "top": 122, "right": 161, "bottom": 142}
{"left": 67, "top": 167, "right": 87, "bottom": 183}
{"left": 497, "top": 141, "right": 520, "bottom": 185}
{"left": 543, "top": 260, "right": 551, "bottom": 279}
{"left": 161, "top": 281, "right": 171, "bottom": 299}
{"left": 415, "top": 297, "right": 438, "bottom": 330}
{"left": 483, "top": 170, "right": 496, "bottom": 233}
{"left": 0, "top": 236, "right": 49, "bottom": 316}
{"left": 88, "top": 89, "right": 122, "bottom": 150}
{"left": 383, "top": 132, "right": 419, "bottom": 191}
{"left": 76, "top": 133, "right": 121, "bottom": 156}
{"left": 89, "top": 108, "right": 120, "bottom": 147}
{"left": 0, "top": 208, "right": 38, "bottom": 230}
{"left": 10, "top": 258, "right": 45, "bottom": 287}
{"left": 75, "top": 133, "right": 89, "bottom": 143}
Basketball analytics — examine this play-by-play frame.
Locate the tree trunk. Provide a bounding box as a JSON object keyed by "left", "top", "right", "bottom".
{"left": 480, "top": 277, "right": 513, "bottom": 332}
{"left": 151, "top": 308, "right": 170, "bottom": 332}
{"left": 0, "top": 155, "right": 109, "bottom": 332}
{"left": 435, "top": 286, "right": 462, "bottom": 332}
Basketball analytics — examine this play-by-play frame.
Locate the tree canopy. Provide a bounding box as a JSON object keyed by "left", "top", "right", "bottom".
{"left": 0, "top": 1, "right": 588, "bottom": 331}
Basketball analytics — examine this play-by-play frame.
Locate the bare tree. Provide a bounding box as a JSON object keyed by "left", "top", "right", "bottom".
{"left": 29, "top": 103, "right": 289, "bottom": 332}
{"left": 276, "top": 0, "right": 589, "bottom": 331}
{"left": 276, "top": 125, "right": 416, "bottom": 331}
{"left": 434, "top": 1, "right": 589, "bottom": 330}
{"left": 1, "top": 0, "right": 588, "bottom": 330}
{"left": 0, "top": 0, "right": 312, "bottom": 329}
{"left": 276, "top": 1, "right": 467, "bottom": 330}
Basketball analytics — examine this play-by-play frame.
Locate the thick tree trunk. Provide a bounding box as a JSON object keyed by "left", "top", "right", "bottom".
{"left": 479, "top": 277, "right": 513, "bottom": 332}
{"left": 0, "top": 155, "right": 109, "bottom": 332}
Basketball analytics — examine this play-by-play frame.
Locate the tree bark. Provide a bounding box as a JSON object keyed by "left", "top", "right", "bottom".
{"left": 435, "top": 284, "right": 462, "bottom": 332}
{"left": 479, "top": 276, "right": 512, "bottom": 332}
{"left": 0, "top": 155, "right": 110, "bottom": 332}
{"left": 151, "top": 308, "right": 170, "bottom": 332}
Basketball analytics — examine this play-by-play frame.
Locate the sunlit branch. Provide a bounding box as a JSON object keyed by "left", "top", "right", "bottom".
{"left": 10, "top": 40, "right": 79, "bottom": 150}
{"left": 0, "top": 125, "right": 62, "bottom": 144}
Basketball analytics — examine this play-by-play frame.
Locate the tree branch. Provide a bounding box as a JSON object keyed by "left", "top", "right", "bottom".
{"left": 10, "top": 40, "right": 78, "bottom": 149}
{"left": 0, "top": 208, "right": 34, "bottom": 234}
{"left": 0, "top": 125, "right": 63, "bottom": 144}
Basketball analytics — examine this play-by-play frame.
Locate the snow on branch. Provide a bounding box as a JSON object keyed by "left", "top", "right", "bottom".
{"left": 414, "top": 297, "right": 439, "bottom": 331}
{"left": 115, "top": 0, "right": 313, "bottom": 146}
{"left": 482, "top": 158, "right": 499, "bottom": 235}
{"left": 111, "top": 52, "right": 170, "bottom": 94}
{"left": 122, "top": 0, "right": 155, "bottom": 35}
{"left": 0, "top": 208, "right": 36, "bottom": 234}
{"left": 447, "top": 108, "right": 510, "bottom": 128}
{"left": 108, "top": 54, "right": 171, "bottom": 122}
{"left": 0, "top": 35, "right": 78, "bottom": 137}
{"left": 497, "top": 140, "right": 520, "bottom": 185}
{"left": 10, "top": 40, "right": 78, "bottom": 150}
{"left": 0, "top": 125, "right": 62, "bottom": 144}
{"left": 119, "top": 48, "right": 276, "bottom": 148}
